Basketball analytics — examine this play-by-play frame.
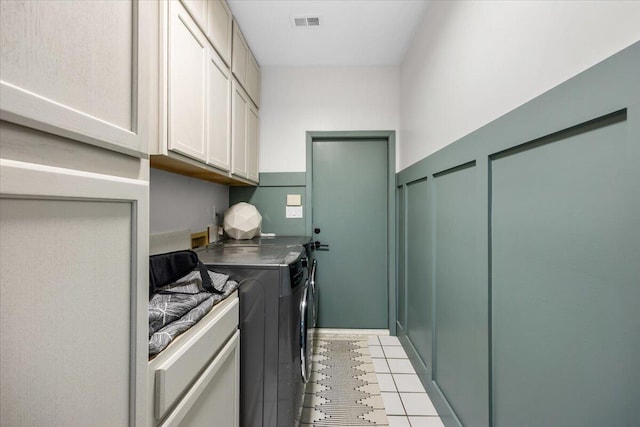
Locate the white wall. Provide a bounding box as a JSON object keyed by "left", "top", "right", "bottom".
{"left": 399, "top": 0, "right": 640, "bottom": 170}
{"left": 259, "top": 66, "right": 399, "bottom": 172}
{"left": 149, "top": 168, "right": 229, "bottom": 234}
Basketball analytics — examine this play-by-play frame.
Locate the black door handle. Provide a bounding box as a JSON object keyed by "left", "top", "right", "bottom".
{"left": 314, "top": 241, "right": 329, "bottom": 250}
{"left": 314, "top": 227, "right": 321, "bottom": 234}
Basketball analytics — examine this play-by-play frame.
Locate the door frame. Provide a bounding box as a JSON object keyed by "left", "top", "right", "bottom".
{"left": 305, "top": 130, "right": 397, "bottom": 334}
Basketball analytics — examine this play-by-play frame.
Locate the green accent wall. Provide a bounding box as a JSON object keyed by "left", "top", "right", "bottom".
{"left": 229, "top": 172, "right": 307, "bottom": 236}
{"left": 396, "top": 42, "right": 640, "bottom": 427}
{"left": 433, "top": 162, "right": 488, "bottom": 427}
{"left": 491, "top": 110, "right": 638, "bottom": 426}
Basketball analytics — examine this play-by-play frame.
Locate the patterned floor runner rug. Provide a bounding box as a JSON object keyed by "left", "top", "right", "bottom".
{"left": 300, "top": 334, "right": 388, "bottom": 426}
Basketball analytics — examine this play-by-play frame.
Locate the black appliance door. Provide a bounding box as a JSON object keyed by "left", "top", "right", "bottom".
{"left": 299, "top": 282, "right": 313, "bottom": 383}
{"left": 310, "top": 259, "right": 318, "bottom": 328}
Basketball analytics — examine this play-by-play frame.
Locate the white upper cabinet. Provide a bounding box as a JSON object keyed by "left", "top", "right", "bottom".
{"left": 181, "top": 0, "right": 232, "bottom": 67}
{"left": 206, "top": 48, "right": 232, "bottom": 171}
{"left": 246, "top": 52, "right": 261, "bottom": 107}
{"left": 180, "top": 0, "right": 208, "bottom": 32}
{"left": 152, "top": 0, "right": 258, "bottom": 185}
{"left": 231, "top": 80, "right": 259, "bottom": 183}
{"left": 207, "top": 0, "right": 233, "bottom": 66}
{"left": 231, "top": 81, "right": 248, "bottom": 178}
{"left": 166, "top": 0, "right": 232, "bottom": 171}
{"left": 0, "top": 0, "right": 150, "bottom": 157}
{"left": 232, "top": 20, "right": 260, "bottom": 107}
{"left": 232, "top": 22, "right": 248, "bottom": 86}
{"left": 246, "top": 102, "right": 259, "bottom": 182}
{"left": 168, "top": 1, "right": 209, "bottom": 162}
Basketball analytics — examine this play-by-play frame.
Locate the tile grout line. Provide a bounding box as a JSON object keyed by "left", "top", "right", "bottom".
{"left": 370, "top": 338, "right": 444, "bottom": 426}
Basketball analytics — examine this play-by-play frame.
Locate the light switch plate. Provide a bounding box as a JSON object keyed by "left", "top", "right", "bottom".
{"left": 286, "top": 206, "right": 303, "bottom": 218}
{"left": 286, "top": 194, "right": 302, "bottom": 206}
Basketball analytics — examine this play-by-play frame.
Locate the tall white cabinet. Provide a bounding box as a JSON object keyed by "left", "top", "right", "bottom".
{"left": 0, "top": 161, "right": 149, "bottom": 427}
{"left": 1, "top": 1, "right": 253, "bottom": 425}
{"left": 0, "top": 1, "right": 151, "bottom": 426}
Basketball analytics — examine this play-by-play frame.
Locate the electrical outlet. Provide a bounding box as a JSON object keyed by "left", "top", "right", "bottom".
{"left": 286, "top": 206, "right": 303, "bottom": 218}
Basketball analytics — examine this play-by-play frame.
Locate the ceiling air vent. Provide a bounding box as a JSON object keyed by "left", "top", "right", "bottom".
{"left": 290, "top": 16, "right": 321, "bottom": 28}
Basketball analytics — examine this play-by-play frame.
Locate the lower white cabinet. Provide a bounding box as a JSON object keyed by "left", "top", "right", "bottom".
{"left": 231, "top": 80, "right": 259, "bottom": 183}
{"left": 164, "top": 332, "right": 239, "bottom": 427}
{"left": 148, "top": 292, "right": 239, "bottom": 427}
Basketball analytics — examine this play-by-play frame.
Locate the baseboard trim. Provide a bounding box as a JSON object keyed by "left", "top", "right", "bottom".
{"left": 315, "top": 328, "right": 390, "bottom": 336}
{"left": 399, "top": 334, "right": 462, "bottom": 427}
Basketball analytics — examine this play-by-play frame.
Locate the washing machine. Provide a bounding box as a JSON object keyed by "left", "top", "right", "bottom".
{"left": 220, "top": 235, "right": 319, "bottom": 333}
{"left": 219, "top": 235, "right": 320, "bottom": 377}
{"left": 196, "top": 244, "right": 312, "bottom": 427}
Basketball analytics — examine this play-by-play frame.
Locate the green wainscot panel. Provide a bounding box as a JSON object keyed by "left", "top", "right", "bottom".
{"left": 433, "top": 163, "right": 488, "bottom": 427}
{"left": 406, "top": 178, "right": 432, "bottom": 372}
{"left": 397, "top": 185, "right": 407, "bottom": 335}
{"left": 491, "top": 112, "right": 640, "bottom": 426}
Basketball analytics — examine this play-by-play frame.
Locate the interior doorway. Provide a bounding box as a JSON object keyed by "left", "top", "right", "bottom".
{"left": 305, "top": 131, "right": 396, "bottom": 332}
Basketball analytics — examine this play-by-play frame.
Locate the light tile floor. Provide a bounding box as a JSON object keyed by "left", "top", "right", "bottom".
{"left": 368, "top": 335, "right": 445, "bottom": 427}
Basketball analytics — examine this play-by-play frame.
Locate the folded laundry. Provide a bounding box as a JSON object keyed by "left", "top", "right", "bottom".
{"left": 148, "top": 269, "right": 238, "bottom": 357}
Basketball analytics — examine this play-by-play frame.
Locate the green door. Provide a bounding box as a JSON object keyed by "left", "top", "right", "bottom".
{"left": 312, "top": 139, "right": 388, "bottom": 329}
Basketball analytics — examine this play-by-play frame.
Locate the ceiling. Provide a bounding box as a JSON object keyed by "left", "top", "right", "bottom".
{"left": 226, "top": 0, "right": 429, "bottom": 67}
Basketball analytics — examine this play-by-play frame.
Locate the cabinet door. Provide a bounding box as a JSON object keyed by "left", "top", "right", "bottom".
{"left": 231, "top": 21, "right": 248, "bottom": 87}
{"left": 0, "top": 0, "right": 150, "bottom": 157}
{"left": 207, "top": 0, "right": 232, "bottom": 66}
{"left": 0, "top": 159, "right": 148, "bottom": 427}
{"left": 180, "top": 0, "right": 207, "bottom": 33}
{"left": 168, "top": 1, "right": 208, "bottom": 162}
{"left": 206, "top": 49, "right": 232, "bottom": 171}
{"left": 159, "top": 332, "right": 240, "bottom": 427}
{"left": 246, "top": 52, "right": 261, "bottom": 107}
{"left": 231, "top": 81, "right": 248, "bottom": 178}
{"left": 246, "top": 102, "right": 259, "bottom": 183}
